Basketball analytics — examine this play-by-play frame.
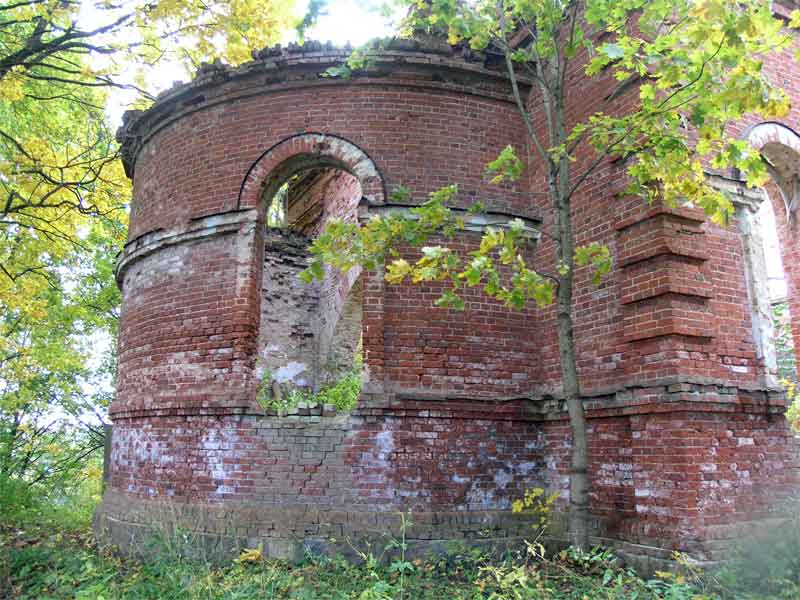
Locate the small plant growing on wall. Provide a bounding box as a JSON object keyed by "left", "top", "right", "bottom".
{"left": 256, "top": 365, "right": 363, "bottom": 415}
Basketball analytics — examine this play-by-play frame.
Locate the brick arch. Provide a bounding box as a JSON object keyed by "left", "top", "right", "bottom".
{"left": 743, "top": 121, "right": 800, "bottom": 157}
{"left": 237, "top": 132, "right": 386, "bottom": 212}
{"left": 732, "top": 121, "right": 800, "bottom": 225}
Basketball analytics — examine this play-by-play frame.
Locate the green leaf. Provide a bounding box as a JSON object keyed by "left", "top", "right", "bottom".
{"left": 389, "top": 185, "right": 412, "bottom": 203}
{"left": 435, "top": 290, "right": 465, "bottom": 310}
{"left": 385, "top": 259, "right": 412, "bottom": 284}
{"left": 486, "top": 145, "right": 524, "bottom": 184}
{"left": 323, "top": 65, "right": 352, "bottom": 79}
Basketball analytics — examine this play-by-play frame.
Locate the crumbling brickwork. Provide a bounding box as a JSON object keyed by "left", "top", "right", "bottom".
{"left": 97, "top": 28, "right": 799, "bottom": 568}
{"left": 260, "top": 231, "right": 320, "bottom": 389}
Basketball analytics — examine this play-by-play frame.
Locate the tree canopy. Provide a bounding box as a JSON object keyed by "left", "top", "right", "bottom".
{"left": 0, "top": 0, "right": 307, "bottom": 502}
{"left": 0, "top": 0, "right": 305, "bottom": 311}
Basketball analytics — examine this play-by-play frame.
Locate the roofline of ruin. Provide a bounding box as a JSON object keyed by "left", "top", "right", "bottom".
{"left": 116, "top": 38, "right": 530, "bottom": 178}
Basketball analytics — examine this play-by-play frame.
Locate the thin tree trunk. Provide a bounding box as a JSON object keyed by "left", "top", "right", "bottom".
{"left": 498, "top": 1, "right": 591, "bottom": 548}
{"left": 557, "top": 266, "right": 590, "bottom": 550}
{"left": 550, "top": 161, "right": 590, "bottom": 550}
{"left": 550, "top": 47, "right": 590, "bottom": 548}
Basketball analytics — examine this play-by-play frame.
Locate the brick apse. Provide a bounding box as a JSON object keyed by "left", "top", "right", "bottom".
{"left": 96, "top": 32, "right": 800, "bottom": 568}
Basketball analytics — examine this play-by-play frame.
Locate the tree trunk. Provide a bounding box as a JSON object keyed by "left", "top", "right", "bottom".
{"left": 498, "top": 8, "right": 591, "bottom": 549}
{"left": 553, "top": 163, "right": 590, "bottom": 551}
{"left": 557, "top": 273, "right": 590, "bottom": 550}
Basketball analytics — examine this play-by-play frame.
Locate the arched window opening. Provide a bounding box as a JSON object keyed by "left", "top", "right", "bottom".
{"left": 758, "top": 184, "right": 798, "bottom": 381}
{"left": 726, "top": 128, "right": 800, "bottom": 385}
{"left": 256, "top": 161, "right": 364, "bottom": 413}
{"left": 266, "top": 181, "right": 288, "bottom": 228}
{"left": 761, "top": 142, "right": 800, "bottom": 225}
{"left": 758, "top": 140, "right": 798, "bottom": 381}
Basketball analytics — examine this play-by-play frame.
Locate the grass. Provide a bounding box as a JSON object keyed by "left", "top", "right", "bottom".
{"left": 2, "top": 528, "right": 701, "bottom": 600}
{"left": 2, "top": 478, "right": 800, "bottom": 599}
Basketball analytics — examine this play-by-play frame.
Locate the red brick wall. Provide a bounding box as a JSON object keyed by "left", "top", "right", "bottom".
{"left": 101, "top": 39, "right": 800, "bottom": 562}
{"left": 115, "top": 217, "right": 259, "bottom": 416}
{"left": 108, "top": 400, "right": 544, "bottom": 508}
{"left": 513, "top": 9, "right": 800, "bottom": 559}
{"left": 382, "top": 236, "right": 541, "bottom": 396}
{"left": 127, "top": 65, "right": 532, "bottom": 242}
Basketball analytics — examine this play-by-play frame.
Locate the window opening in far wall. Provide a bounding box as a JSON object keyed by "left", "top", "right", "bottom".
{"left": 266, "top": 181, "right": 288, "bottom": 228}
{"left": 759, "top": 195, "right": 797, "bottom": 380}
{"left": 257, "top": 165, "right": 364, "bottom": 414}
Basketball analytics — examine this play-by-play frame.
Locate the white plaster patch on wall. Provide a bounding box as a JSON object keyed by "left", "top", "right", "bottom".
{"left": 200, "top": 427, "right": 242, "bottom": 496}
{"left": 128, "top": 427, "right": 166, "bottom": 464}
{"left": 376, "top": 429, "right": 395, "bottom": 460}
{"left": 494, "top": 469, "right": 512, "bottom": 489}
{"left": 462, "top": 450, "right": 545, "bottom": 512}
{"left": 526, "top": 433, "right": 544, "bottom": 451}
{"left": 353, "top": 426, "right": 397, "bottom": 500}
{"left": 124, "top": 244, "right": 191, "bottom": 303}
{"left": 465, "top": 485, "right": 497, "bottom": 510}
{"left": 274, "top": 361, "right": 309, "bottom": 385}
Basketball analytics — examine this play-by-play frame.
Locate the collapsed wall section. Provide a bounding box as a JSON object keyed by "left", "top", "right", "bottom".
{"left": 258, "top": 166, "right": 364, "bottom": 394}
{"left": 259, "top": 231, "right": 320, "bottom": 389}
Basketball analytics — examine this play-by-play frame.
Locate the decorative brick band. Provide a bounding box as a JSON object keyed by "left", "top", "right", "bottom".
{"left": 116, "top": 209, "right": 257, "bottom": 286}
{"left": 616, "top": 207, "right": 714, "bottom": 342}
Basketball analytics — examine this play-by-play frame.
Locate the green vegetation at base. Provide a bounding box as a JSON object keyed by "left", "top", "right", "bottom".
{"left": 1, "top": 530, "right": 697, "bottom": 600}
{"left": 4, "top": 488, "right": 800, "bottom": 600}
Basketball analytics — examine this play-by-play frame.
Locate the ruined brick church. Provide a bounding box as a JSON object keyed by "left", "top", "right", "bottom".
{"left": 96, "top": 8, "right": 800, "bottom": 569}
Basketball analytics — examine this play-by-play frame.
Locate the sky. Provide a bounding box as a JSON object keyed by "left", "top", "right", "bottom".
{"left": 102, "top": 0, "right": 397, "bottom": 127}
{"left": 304, "top": 0, "right": 396, "bottom": 46}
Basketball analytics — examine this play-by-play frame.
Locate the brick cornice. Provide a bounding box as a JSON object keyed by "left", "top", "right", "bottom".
{"left": 115, "top": 208, "right": 257, "bottom": 286}
{"left": 117, "top": 40, "right": 528, "bottom": 178}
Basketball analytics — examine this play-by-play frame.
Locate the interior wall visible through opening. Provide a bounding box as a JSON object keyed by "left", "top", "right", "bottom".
{"left": 257, "top": 163, "right": 364, "bottom": 405}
